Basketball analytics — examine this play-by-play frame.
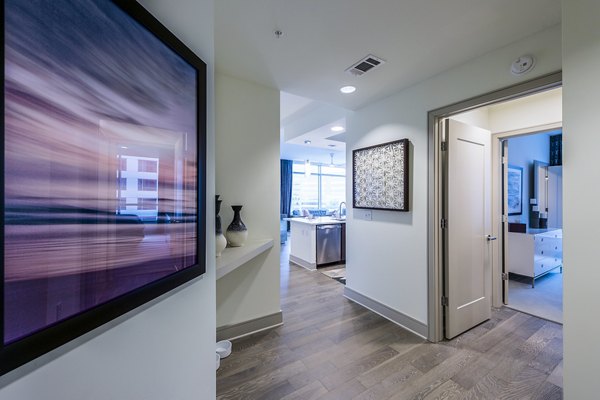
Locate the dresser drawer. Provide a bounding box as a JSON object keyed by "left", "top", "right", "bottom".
{"left": 534, "top": 256, "right": 562, "bottom": 277}
{"left": 534, "top": 235, "right": 562, "bottom": 259}
{"left": 535, "top": 241, "right": 562, "bottom": 258}
{"left": 534, "top": 235, "right": 561, "bottom": 249}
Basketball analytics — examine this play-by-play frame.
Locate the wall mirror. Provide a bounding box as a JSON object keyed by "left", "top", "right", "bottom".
{"left": 533, "top": 160, "right": 549, "bottom": 214}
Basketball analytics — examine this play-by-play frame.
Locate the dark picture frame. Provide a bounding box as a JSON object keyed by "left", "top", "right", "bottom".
{"left": 507, "top": 165, "right": 523, "bottom": 215}
{"left": 352, "top": 139, "right": 410, "bottom": 211}
{"left": 1, "top": 0, "right": 207, "bottom": 375}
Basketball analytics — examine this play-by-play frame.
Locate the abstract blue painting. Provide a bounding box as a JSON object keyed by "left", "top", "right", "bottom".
{"left": 507, "top": 165, "right": 523, "bottom": 215}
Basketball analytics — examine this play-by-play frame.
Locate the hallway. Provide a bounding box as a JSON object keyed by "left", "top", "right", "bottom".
{"left": 216, "top": 243, "right": 563, "bottom": 399}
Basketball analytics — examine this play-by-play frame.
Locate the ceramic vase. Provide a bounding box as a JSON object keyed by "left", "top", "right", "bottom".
{"left": 215, "top": 196, "right": 227, "bottom": 257}
{"left": 226, "top": 205, "right": 248, "bottom": 247}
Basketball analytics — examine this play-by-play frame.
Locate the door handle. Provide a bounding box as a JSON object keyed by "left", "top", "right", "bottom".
{"left": 487, "top": 235, "right": 497, "bottom": 241}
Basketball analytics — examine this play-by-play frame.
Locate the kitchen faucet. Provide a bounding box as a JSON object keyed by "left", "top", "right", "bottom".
{"left": 338, "top": 202, "right": 346, "bottom": 219}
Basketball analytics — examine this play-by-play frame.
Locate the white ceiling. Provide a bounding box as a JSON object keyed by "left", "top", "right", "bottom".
{"left": 279, "top": 92, "right": 351, "bottom": 164}
{"left": 280, "top": 92, "right": 314, "bottom": 122}
{"left": 216, "top": 0, "right": 560, "bottom": 164}
{"left": 215, "top": 0, "right": 561, "bottom": 111}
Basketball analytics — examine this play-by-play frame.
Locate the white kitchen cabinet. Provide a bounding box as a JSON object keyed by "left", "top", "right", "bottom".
{"left": 289, "top": 221, "right": 317, "bottom": 269}
{"left": 507, "top": 229, "right": 562, "bottom": 287}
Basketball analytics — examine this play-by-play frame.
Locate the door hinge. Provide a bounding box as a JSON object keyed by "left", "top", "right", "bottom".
{"left": 502, "top": 273, "right": 509, "bottom": 281}
{"left": 502, "top": 215, "right": 508, "bottom": 223}
{"left": 440, "top": 218, "right": 447, "bottom": 229}
{"left": 502, "top": 156, "right": 507, "bottom": 165}
{"left": 441, "top": 141, "right": 447, "bottom": 151}
{"left": 441, "top": 296, "right": 449, "bottom": 307}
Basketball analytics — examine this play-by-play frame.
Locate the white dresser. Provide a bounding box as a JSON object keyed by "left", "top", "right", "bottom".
{"left": 507, "top": 228, "right": 563, "bottom": 288}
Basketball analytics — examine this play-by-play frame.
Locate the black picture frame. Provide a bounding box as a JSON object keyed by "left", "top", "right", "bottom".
{"left": 0, "top": 0, "right": 207, "bottom": 375}
{"left": 352, "top": 139, "right": 410, "bottom": 211}
{"left": 507, "top": 165, "right": 523, "bottom": 215}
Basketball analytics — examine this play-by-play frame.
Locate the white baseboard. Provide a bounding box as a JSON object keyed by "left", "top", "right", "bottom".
{"left": 344, "top": 286, "right": 428, "bottom": 339}
{"left": 216, "top": 311, "right": 283, "bottom": 341}
{"left": 289, "top": 255, "right": 316, "bottom": 270}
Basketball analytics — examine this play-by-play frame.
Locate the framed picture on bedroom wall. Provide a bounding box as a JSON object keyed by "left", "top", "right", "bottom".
{"left": 2, "top": 0, "right": 207, "bottom": 375}
{"left": 352, "top": 139, "right": 410, "bottom": 211}
{"left": 507, "top": 165, "right": 523, "bottom": 215}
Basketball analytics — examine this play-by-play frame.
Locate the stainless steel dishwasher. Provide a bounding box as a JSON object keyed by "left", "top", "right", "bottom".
{"left": 316, "top": 224, "right": 342, "bottom": 266}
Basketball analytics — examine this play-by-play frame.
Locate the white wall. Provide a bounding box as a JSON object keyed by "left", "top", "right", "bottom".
{"left": 345, "top": 25, "right": 562, "bottom": 325}
{"left": 215, "top": 72, "right": 281, "bottom": 329}
{"left": 488, "top": 88, "right": 562, "bottom": 133}
{"left": 507, "top": 134, "right": 550, "bottom": 227}
{"left": 562, "top": 0, "right": 600, "bottom": 398}
{"left": 0, "top": 1, "right": 217, "bottom": 399}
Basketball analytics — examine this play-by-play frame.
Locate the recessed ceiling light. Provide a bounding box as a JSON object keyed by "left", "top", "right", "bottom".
{"left": 304, "top": 140, "right": 311, "bottom": 144}
{"left": 328, "top": 144, "right": 336, "bottom": 147}
{"left": 120, "top": 146, "right": 128, "bottom": 149}
{"left": 330, "top": 125, "right": 345, "bottom": 132}
{"left": 340, "top": 85, "right": 356, "bottom": 94}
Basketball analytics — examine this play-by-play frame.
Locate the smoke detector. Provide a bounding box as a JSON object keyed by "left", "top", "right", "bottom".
{"left": 345, "top": 54, "right": 385, "bottom": 77}
{"left": 511, "top": 55, "right": 535, "bottom": 76}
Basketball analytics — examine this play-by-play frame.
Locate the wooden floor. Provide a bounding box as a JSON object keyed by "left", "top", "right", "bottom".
{"left": 216, "top": 244, "right": 563, "bottom": 399}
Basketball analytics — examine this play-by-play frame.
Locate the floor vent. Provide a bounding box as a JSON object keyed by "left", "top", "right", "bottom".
{"left": 345, "top": 54, "right": 385, "bottom": 76}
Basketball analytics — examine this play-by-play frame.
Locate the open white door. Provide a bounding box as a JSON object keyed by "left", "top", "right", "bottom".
{"left": 502, "top": 140, "right": 509, "bottom": 304}
{"left": 444, "top": 119, "right": 492, "bottom": 339}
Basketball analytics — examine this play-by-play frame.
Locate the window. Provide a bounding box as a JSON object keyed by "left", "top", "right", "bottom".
{"left": 116, "top": 156, "right": 160, "bottom": 220}
{"left": 138, "top": 159, "right": 158, "bottom": 173}
{"left": 291, "top": 161, "right": 345, "bottom": 214}
{"left": 137, "top": 198, "right": 158, "bottom": 210}
{"left": 138, "top": 179, "right": 157, "bottom": 191}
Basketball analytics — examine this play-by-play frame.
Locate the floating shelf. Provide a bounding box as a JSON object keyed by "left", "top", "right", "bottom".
{"left": 216, "top": 239, "right": 274, "bottom": 280}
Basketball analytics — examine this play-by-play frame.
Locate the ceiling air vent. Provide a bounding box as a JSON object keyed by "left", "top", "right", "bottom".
{"left": 345, "top": 54, "right": 385, "bottom": 76}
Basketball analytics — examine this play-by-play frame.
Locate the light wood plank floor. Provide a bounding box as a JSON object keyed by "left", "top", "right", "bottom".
{"left": 216, "top": 243, "right": 563, "bottom": 399}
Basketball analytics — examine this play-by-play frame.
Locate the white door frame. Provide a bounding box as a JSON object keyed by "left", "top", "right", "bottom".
{"left": 427, "top": 71, "right": 562, "bottom": 342}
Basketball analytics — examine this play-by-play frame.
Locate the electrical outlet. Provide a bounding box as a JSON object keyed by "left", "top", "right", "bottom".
{"left": 355, "top": 209, "right": 372, "bottom": 220}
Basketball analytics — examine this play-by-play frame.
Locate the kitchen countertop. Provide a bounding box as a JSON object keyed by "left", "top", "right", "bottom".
{"left": 284, "top": 217, "right": 346, "bottom": 225}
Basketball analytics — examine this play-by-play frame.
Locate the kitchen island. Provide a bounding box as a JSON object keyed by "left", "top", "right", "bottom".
{"left": 286, "top": 217, "right": 346, "bottom": 270}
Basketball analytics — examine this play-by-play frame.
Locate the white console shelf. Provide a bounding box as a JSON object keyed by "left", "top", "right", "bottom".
{"left": 216, "top": 239, "right": 274, "bottom": 280}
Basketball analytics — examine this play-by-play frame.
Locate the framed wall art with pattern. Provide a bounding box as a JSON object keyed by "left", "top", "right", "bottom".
{"left": 352, "top": 139, "right": 410, "bottom": 211}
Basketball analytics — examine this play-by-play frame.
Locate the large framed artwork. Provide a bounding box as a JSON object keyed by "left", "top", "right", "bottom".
{"left": 2, "top": 0, "right": 207, "bottom": 375}
{"left": 352, "top": 139, "right": 410, "bottom": 211}
{"left": 507, "top": 165, "right": 523, "bottom": 215}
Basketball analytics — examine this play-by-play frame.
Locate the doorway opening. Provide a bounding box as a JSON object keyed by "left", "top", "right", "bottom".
{"left": 427, "top": 72, "right": 562, "bottom": 342}
{"left": 503, "top": 130, "right": 563, "bottom": 324}
{"left": 279, "top": 92, "right": 350, "bottom": 287}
